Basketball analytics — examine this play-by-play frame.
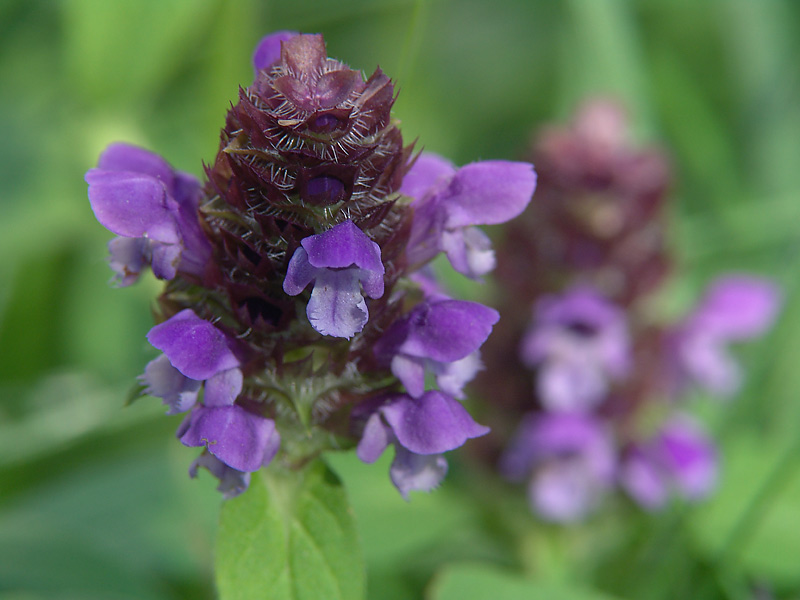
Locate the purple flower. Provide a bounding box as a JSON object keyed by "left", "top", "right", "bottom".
{"left": 86, "top": 143, "right": 211, "bottom": 284}
{"left": 252, "top": 30, "right": 298, "bottom": 73}
{"left": 520, "top": 288, "right": 631, "bottom": 412}
{"left": 283, "top": 220, "right": 385, "bottom": 338}
{"left": 355, "top": 391, "right": 490, "bottom": 498}
{"left": 142, "top": 309, "right": 243, "bottom": 413}
{"left": 178, "top": 404, "right": 281, "bottom": 473}
{"left": 374, "top": 299, "right": 499, "bottom": 398}
{"left": 400, "top": 153, "right": 537, "bottom": 278}
{"left": 620, "top": 416, "right": 716, "bottom": 510}
{"left": 673, "top": 275, "right": 780, "bottom": 397}
{"left": 501, "top": 412, "right": 616, "bottom": 522}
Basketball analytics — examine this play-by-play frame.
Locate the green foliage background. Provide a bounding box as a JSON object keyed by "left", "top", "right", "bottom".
{"left": 1, "top": 1, "right": 799, "bottom": 598}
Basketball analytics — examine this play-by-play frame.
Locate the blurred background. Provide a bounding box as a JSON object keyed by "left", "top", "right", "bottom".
{"left": 1, "top": 1, "right": 799, "bottom": 599}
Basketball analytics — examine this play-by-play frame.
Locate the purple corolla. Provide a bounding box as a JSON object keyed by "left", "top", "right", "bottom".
{"left": 86, "top": 143, "right": 211, "bottom": 284}
{"left": 374, "top": 299, "right": 499, "bottom": 398}
{"left": 520, "top": 287, "right": 631, "bottom": 412}
{"left": 501, "top": 412, "right": 616, "bottom": 522}
{"left": 283, "top": 220, "right": 385, "bottom": 338}
{"left": 355, "top": 391, "right": 490, "bottom": 499}
{"left": 620, "top": 416, "right": 716, "bottom": 510}
{"left": 673, "top": 275, "right": 780, "bottom": 397}
{"left": 400, "top": 153, "right": 537, "bottom": 279}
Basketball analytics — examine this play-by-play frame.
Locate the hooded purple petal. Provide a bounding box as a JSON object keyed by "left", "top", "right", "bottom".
{"left": 179, "top": 405, "right": 280, "bottom": 473}
{"left": 96, "top": 143, "right": 175, "bottom": 184}
{"left": 356, "top": 412, "right": 393, "bottom": 463}
{"left": 441, "top": 161, "right": 536, "bottom": 228}
{"left": 380, "top": 391, "right": 489, "bottom": 455}
{"left": 301, "top": 220, "right": 384, "bottom": 273}
{"left": 252, "top": 31, "right": 298, "bottom": 72}
{"left": 400, "top": 152, "right": 456, "bottom": 201}
{"left": 147, "top": 309, "right": 240, "bottom": 380}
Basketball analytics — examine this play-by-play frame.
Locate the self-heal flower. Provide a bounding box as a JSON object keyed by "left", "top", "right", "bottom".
{"left": 620, "top": 416, "right": 716, "bottom": 510}
{"left": 86, "top": 143, "right": 211, "bottom": 284}
{"left": 283, "top": 220, "right": 385, "bottom": 338}
{"left": 501, "top": 412, "right": 616, "bottom": 522}
{"left": 400, "top": 153, "right": 537, "bottom": 278}
{"left": 355, "top": 391, "right": 490, "bottom": 498}
{"left": 143, "top": 309, "right": 244, "bottom": 413}
{"left": 673, "top": 275, "right": 780, "bottom": 397}
{"left": 519, "top": 287, "right": 631, "bottom": 412}
{"left": 374, "top": 299, "right": 499, "bottom": 398}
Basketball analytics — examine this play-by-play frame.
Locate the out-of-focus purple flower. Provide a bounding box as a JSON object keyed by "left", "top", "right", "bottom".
{"left": 501, "top": 412, "right": 616, "bottom": 522}
{"left": 673, "top": 275, "right": 780, "bottom": 397}
{"left": 283, "top": 220, "right": 385, "bottom": 338}
{"left": 252, "top": 30, "right": 298, "bottom": 72}
{"left": 620, "top": 416, "right": 717, "bottom": 510}
{"left": 355, "top": 391, "right": 490, "bottom": 498}
{"left": 374, "top": 299, "right": 499, "bottom": 398}
{"left": 520, "top": 287, "right": 631, "bottom": 412}
{"left": 189, "top": 453, "right": 251, "bottom": 499}
{"left": 86, "top": 143, "right": 211, "bottom": 284}
{"left": 400, "top": 153, "right": 537, "bottom": 278}
{"left": 178, "top": 404, "right": 281, "bottom": 473}
{"left": 142, "top": 309, "right": 243, "bottom": 413}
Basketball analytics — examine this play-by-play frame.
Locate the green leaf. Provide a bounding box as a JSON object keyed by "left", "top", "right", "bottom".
{"left": 428, "top": 563, "right": 621, "bottom": 600}
{"left": 216, "top": 460, "right": 365, "bottom": 600}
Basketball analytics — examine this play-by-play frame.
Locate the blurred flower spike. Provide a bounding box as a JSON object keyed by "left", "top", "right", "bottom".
{"left": 476, "top": 99, "right": 780, "bottom": 522}
{"left": 85, "top": 31, "right": 536, "bottom": 498}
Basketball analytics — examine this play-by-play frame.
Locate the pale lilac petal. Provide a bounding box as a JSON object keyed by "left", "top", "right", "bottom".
{"left": 358, "top": 266, "right": 385, "bottom": 299}
{"left": 432, "top": 352, "right": 483, "bottom": 400}
{"left": 147, "top": 309, "right": 240, "bottom": 380}
{"left": 302, "top": 220, "right": 384, "bottom": 272}
{"left": 441, "top": 226, "right": 496, "bottom": 279}
{"left": 203, "top": 368, "right": 244, "bottom": 407}
{"left": 406, "top": 197, "right": 446, "bottom": 266}
{"left": 679, "top": 336, "right": 740, "bottom": 396}
{"left": 356, "top": 412, "right": 392, "bottom": 463}
{"left": 283, "top": 247, "right": 316, "bottom": 295}
{"left": 306, "top": 269, "right": 368, "bottom": 338}
{"left": 86, "top": 170, "right": 179, "bottom": 243}
{"left": 179, "top": 405, "right": 279, "bottom": 472}
{"left": 189, "top": 453, "right": 251, "bottom": 499}
{"left": 149, "top": 242, "right": 182, "bottom": 280}
{"left": 390, "top": 448, "right": 448, "bottom": 500}
{"left": 660, "top": 419, "right": 717, "bottom": 500}
{"left": 537, "top": 359, "right": 607, "bottom": 412}
{"left": 620, "top": 448, "right": 669, "bottom": 510}
{"left": 530, "top": 460, "right": 602, "bottom": 522}
{"left": 252, "top": 31, "right": 298, "bottom": 72}
{"left": 108, "top": 236, "right": 148, "bottom": 286}
{"left": 390, "top": 354, "right": 427, "bottom": 398}
{"left": 380, "top": 391, "right": 489, "bottom": 455}
{"left": 399, "top": 152, "right": 456, "bottom": 201}
{"left": 141, "top": 354, "right": 200, "bottom": 415}
{"left": 441, "top": 161, "right": 537, "bottom": 228}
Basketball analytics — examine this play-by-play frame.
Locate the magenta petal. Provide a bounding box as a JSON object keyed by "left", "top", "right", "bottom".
{"left": 252, "top": 30, "right": 298, "bottom": 72}
{"left": 400, "top": 152, "right": 456, "bottom": 201}
{"left": 179, "top": 405, "right": 279, "bottom": 472}
{"left": 301, "top": 220, "right": 384, "bottom": 272}
{"left": 147, "top": 309, "right": 240, "bottom": 380}
{"left": 86, "top": 170, "right": 179, "bottom": 243}
{"left": 381, "top": 391, "right": 489, "bottom": 455}
{"left": 442, "top": 160, "right": 536, "bottom": 228}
